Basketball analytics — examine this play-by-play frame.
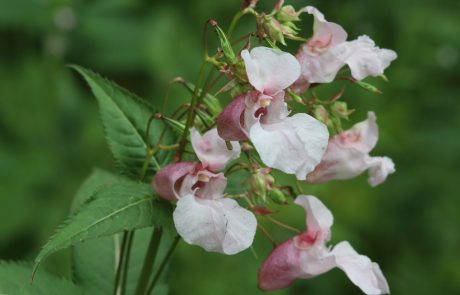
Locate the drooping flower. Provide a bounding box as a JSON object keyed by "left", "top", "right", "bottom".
{"left": 306, "top": 112, "right": 395, "bottom": 186}
{"left": 295, "top": 6, "right": 397, "bottom": 85}
{"left": 152, "top": 128, "right": 256, "bottom": 255}
{"left": 218, "top": 47, "right": 329, "bottom": 179}
{"left": 259, "top": 195, "right": 390, "bottom": 294}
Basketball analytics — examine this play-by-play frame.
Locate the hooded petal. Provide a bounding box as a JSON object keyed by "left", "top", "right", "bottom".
{"left": 152, "top": 162, "right": 196, "bottom": 201}
{"left": 259, "top": 239, "right": 302, "bottom": 291}
{"left": 302, "top": 6, "right": 347, "bottom": 48}
{"left": 190, "top": 127, "right": 241, "bottom": 171}
{"left": 336, "top": 112, "right": 379, "bottom": 153}
{"left": 334, "top": 35, "right": 397, "bottom": 81}
{"left": 295, "top": 195, "right": 333, "bottom": 242}
{"left": 330, "top": 241, "right": 390, "bottom": 294}
{"left": 241, "top": 47, "right": 300, "bottom": 95}
{"left": 173, "top": 195, "right": 257, "bottom": 255}
{"left": 217, "top": 94, "right": 248, "bottom": 141}
{"left": 296, "top": 47, "right": 345, "bottom": 83}
{"left": 249, "top": 106, "right": 329, "bottom": 180}
{"left": 179, "top": 169, "right": 227, "bottom": 200}
{"left": 366, "top": 156, "right": 395, "bottom": 187}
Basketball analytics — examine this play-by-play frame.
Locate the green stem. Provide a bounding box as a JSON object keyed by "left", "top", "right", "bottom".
{"left": 113, "top": 231, "right": 129, "bottom": 295}
{"left": 227, "top": 10, "right": 244, "bottom": 38}
{"left": 134, "top": 227, "right": 163, "bottom": 295}
{"left": 120, "top": 231, "right": 134, "bottom": 295}
{"left": 175, "top": 61, "right": 208, "bottom": 161}
{"left": 146, "top": 235, "right": 181, "bottom": 295}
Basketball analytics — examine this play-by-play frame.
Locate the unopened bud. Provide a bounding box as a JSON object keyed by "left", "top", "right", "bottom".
{"left": 268, "top": 189, "right": 287, "bottom": 204}
{"left": 313, "top": 105, "right": 333, "bottom": 128}
{"left": 277, "top": 5, "right": 300, "bottom": 22}
{"left": 330, "top": 101, "right": 354, "bottom": 120}
{"left": 249, "top": 171, "right": 268, "bottom": 201}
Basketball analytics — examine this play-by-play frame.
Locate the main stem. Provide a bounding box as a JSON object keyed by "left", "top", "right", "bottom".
{"left": 175, "top": 61, "right": 208, "bottom": 161}
{"left": 146, "top": 235, "right": 181, "bottom": 295}
{"left": 134, "top": 227, "right": 163, "bottom": 295}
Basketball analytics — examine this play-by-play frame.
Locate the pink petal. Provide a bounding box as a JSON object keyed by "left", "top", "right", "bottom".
{"left": 241, "top": 47, "right": 300, "bottom": 95}
{"left": 258, "top": 239, "right": 302, "bottom": 291}
{"left": 295, "top": 195, "right": 333, "bottom": 243}
{"left": 178, "top": 169, "right": 227, "bottom": 200}
{"left": 296, "top": 46, "right": 345, "bottom": 83}
{"left": 366, "top": 156, "right": 395, "bottom": 187}
{"left": 334, "top": 35, "right": 397, "bottom": 81}
{"left": 190, "top": 127, "right": 241, "bottom": 172}
{"left": 336, "top": 112, "right": 379, "bottom": 153}
{"left": 173, "top": 195, "right": 257, "bottom": 254}
{"left": 152, "top": 162, "right": 196, "bottom": 201}
{"left": 217, "top": 94, "right": 248, "bottom": 141}
{"left": 330, "top": 241, "right": 390, "bottom": 294}
{"left": 302, "top": 6, "right": 347, "bottom": 48}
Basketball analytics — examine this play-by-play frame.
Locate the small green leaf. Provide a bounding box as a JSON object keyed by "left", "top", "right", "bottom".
{"left": 355, "top": 80, "right": 383, "bottom": 94}
{"left": 0, "top": 261, "right": 82, "bottom": 295}
{"left": 33, "top": 180, "right": 173, "bottom": 276}
{"left": 71, "top": 65, "right": 175, "bottom": 178}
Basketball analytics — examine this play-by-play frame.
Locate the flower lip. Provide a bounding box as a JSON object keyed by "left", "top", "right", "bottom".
{"left": 293, "top": 231, "right": 318, "bottom": 250}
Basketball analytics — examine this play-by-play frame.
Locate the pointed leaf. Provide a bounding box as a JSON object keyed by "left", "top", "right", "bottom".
{"left": 71, "top": 65, "right": 175, "bottom": 178}
{"left": 33, "top": 180, "right": 173, "bottom": 275}
{"left": 0, "top": 261, "right": 82, "bottom": 295}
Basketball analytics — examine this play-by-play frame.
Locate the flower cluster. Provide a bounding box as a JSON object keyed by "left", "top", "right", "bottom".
{"left": 152, "top": 2, "right": 396, "bottom": 294}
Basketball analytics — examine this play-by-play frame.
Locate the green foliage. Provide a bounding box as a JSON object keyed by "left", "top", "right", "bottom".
{"left": 0, "top": 261, "right": 82, "bottom": 295}
{"left": 71, "top": 65, "right": 174, "bottom": 179}
{"left": 70, "top": 169, "right": 170, "bottom": 295}
{"left": 33, "top": 179, "right": 173, "bottom": 275}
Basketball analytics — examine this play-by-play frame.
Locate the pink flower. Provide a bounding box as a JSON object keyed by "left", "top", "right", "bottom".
{"left": 152, "top": 128, "right": 256, "bottom": 254}
{"left": 306, "top": 112, "right": 395, "bottom": 186}
{"left": 296, "top": 6, "right": 397, "bottom": 84}
{"left": 190, "top": 127, "right": 241, "bottom": 172}
{"left": 259, "top": 195, "right": 390, "bottom": 294}
{"left": 218, "top": 47, "right": 329, "bottom": 179}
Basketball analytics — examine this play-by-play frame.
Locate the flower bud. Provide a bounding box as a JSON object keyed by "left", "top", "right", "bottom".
{"left": 330, "top": 101, "right": 354, "bottom": 120}
{"left": 313, "top": 105, "right": 333, "bottom": 128}
{"left": 248, "top": 171, "right": 268, "bottom": 201}
{"left": 268, "top": 189, "right": 287, "bottom": 204}
{"left": 202, "top": 93, "right": 222, "bottom": 116}
{"left": 277, "top": 5, "right": 300, "bottom": 22}
{"left": 264, "top": 17, "right": 286, "bottom": 45}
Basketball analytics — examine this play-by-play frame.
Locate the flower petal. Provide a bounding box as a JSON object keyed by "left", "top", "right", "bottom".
{"left": 302, "top": 6, "right": 347, "bottom": 48}
{"left": 337, "top": 111, "right": 378, "bottom": 153}
{"left": 296, "top": 47, "right": 345, "bottom": 83}
{"left": 258, "top": 239, "right": 302, "bottom": 291}
{"left": 366, "top": 156, "right": 395, "bottom": 187}
{"left": 330, "top": 241, "right": 390, "bottom": 294}
{"left": 152, "top": 162, "right": 196, "bottom": 201}
{"left": 249, "top": 108, "right": 329, "bottom": 180}
{"left": 178, "top": 169, "right": 227, "bottom": 200}
{"left": 335, "top": 35, "right": 397, "bottom": 80}
{"left": 173, "top": 195, "right": 257, "bottom": 254}
{"left": 190, "top": 127, "right": 241, "bottom": 171}
{"left": 241, "top": 47, "right": 300, "bottom": 95}
{"left": 217, "top": 94, "right": 248, "bottom": 141}
{"left": 295, "top": 195, "right": 333, "bottom": 241}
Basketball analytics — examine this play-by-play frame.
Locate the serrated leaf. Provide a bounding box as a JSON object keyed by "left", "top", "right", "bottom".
{"left": 33, "top": 180, "right": 173, "bottom": 276}
{"left": 0, "top": 261, "right": 82, "bottom": 295}
{"left": 70, "top": 169, "right": 170, "bottom": 295}
{"left": 71, "top": 65, "right": 174, "bottom": 179}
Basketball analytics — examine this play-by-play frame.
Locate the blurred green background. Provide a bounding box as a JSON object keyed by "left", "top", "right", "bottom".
{"left": 1, "top": 0, "right": 459, "bottom": 294}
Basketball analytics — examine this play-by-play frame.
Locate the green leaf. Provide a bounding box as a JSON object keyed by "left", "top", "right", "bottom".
{"left": 70, "top": 169, "right": 170, "bottom": 295}
{"left": 213, "top": 24, "right": 237, "bottom": 64}
{"left": 71, "top": 65, "right": 174, "bottom": 178}
{"left": 33, "top": 180, "right": 173, "bottom": 276}
{"left": 0, "top": 261, "right": 82, "bottom": 295}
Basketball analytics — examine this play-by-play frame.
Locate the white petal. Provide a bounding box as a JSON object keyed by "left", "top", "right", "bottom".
{"left": 334, "top": 35, "right": 397, "bottom": 80}
{"left": 295, "top": 195, "right": 333, "bottom": 240}
{"left": 242, "top": 47, "right": 300, "bottom": 95}
{"left": 337, "top": 111, "right": 379, "bottom": 153}
{"left": 330, "top": 241, "right": 390, "bottom": 294}
{"left": 190, "top": 127, "right": 241, "bottom": 171}
{"left": 296, "top": 47, "right": 345, "bottom": 83}
{"left": 179, "top": 171, "right": 227, "bottom": 200}
{"left": 366, "top": 156, "right": 395, "bottom": 187}
{"left": 173, "top": 195, "right": 257, "bottom": 255}
{"left": 302, "top": 6, "right": 348, "bottom": 47}
{"left": 250, "top": 112, "right": 329, "bottom": 180}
